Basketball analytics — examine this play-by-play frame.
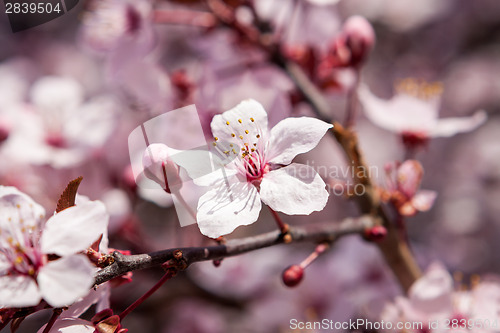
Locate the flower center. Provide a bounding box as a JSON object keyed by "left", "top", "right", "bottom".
{"left": 212, "top": 115, "right": 269, "bottom": 184}
{"left": 1, "top": 213, "right": 43, "bottom": 277}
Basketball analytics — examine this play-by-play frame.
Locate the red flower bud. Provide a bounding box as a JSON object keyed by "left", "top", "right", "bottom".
{"left": 364, "top": 225, "right": 387, "bottom": 242}
{"left": 342, "top": 15, "right": 375, "bottom": 67}
{"left": 282, "top": 265, "right": 304, "bottom": 287}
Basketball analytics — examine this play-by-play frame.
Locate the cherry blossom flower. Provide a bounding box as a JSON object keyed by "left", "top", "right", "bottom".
{"left": 3, "top": 76, "right": 117, "bottom": 168}
{"left": 359, "top": 81, "right": 487, "bottom": 149}
{"left": 383, "top": 160, "right": 437, "bottom": 217}
{"left": 0, "top": 186, "right": 108, "bottom": 308}
{"left": 381, "top": 262, "right": 500, "bottom": 333}
{"left": 165, "top": 99, "right": 332, "bottom": 238}
{"left": 79, "top": 0, "right": 154, "bottom": 53}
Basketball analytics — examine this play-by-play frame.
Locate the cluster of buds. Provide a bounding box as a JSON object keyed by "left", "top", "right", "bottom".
{"left": 326, "top": 15, "right": 375, "bottom": 69}
{"left": 382, "top": 160, "right": 437, "bottom": 217}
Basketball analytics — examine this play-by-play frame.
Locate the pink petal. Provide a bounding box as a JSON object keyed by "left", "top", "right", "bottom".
{"left": 411, "top": 190, "right": 437, "bottom": 212}
{"left": 260, "top": 164, "right": 329, "bottom": 215}
{"left": 37, "top": 255, "right": 95, "bottom": 308}
{"left": 267, "top": 117, "right": 333, "bottom": 165}
{"left": 396, "top": 160, "right": 424, "bottom": 198}
{"left": 0, "top": 275, "right": 42, "bottom": 307}
{"left": 41, "top": 200, "right": 108, "bottom": 256}
{"left": 430, "top": 110, "right": 487, "bottom": 137}
{"left": 210, "top": 99, "right": 269, "bottom": 146}
{"left": 196, "top": 179, "right": 261, "bottom": 238}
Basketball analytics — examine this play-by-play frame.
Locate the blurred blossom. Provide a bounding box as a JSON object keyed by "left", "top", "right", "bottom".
{"left": 341, "top": 0, "right": 452, "bottom": 32}
{"left": 0, "top": 186, "right": 108, "bottom": 308}
{"left": 383, "top": 160, "right": 437, "bottom": 217}
{"left": 381, "top": 262, "right": 500, "bottom": 333}
{"left": 359, "top": 80, "right": 487, "bottom": 149}
{"left": 2, "top": 76, "right": 118, "bottom": 168}
{"left": 80, "top": 0, "right": 155, "bottom": 53}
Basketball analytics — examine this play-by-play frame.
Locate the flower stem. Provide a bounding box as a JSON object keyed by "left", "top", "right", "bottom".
{"left": 119, "top": 269, "right": 176, "bottom": 321}
{"left": 42, "top": 308, "right": 63, "bottom": 333}
{"left": 344, "top": 68, "right": 361, "bottom": 127}
{"left": 300, "top": 243, "right": 329, "bottom": 269}
{"left": 268, "top": 207, "right": 289, "bottom": 234}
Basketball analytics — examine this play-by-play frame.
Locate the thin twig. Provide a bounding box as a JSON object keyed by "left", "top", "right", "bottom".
{"left": 94, "top": 216, "right": 373, "bottom": 286}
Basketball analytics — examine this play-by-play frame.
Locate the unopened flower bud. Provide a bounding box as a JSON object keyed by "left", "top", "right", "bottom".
{"left": 142, "top": 143, "right": 182, "bottom": 193}
{"left": 364, "top": 225, "right": 387, "bottom": 242}
{"left": 282, "top": 265, "right": 304, "bottom": 287}
{"left": 342, "top": 15, "right": 375, "bottom": 66}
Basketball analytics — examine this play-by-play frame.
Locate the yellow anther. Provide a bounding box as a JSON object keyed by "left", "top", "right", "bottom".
{"left": 214, "top": 137, "right": 219, "bottom": 141}
{"left": 232, "top": 149, "right": 237, "bottom": 154}
{"left": 238, "top": 119, "right": 242, "bottom": 123}
{"left": 250, "top": 117, "right": 254, "bottom": 122}
{"left": 15, "top": 256, "right": 23, "bottom": 264}
{"left": 229, "top": 144, "right": 233, "bottom": 147}
{"left": 245, "top": 130, "right": 249, "bottom": 134}
{"left": 239, "top": 135, "right": 243, "bottom": 139}
{"left": 223, "top": 150, "right": 229, "bottom": 155}
{"left": 251, "top": 148, "right": 256, "bottom": 152}
{"left": 256, "top": 134, "right": 260, "bottom": 138}
{"left": 395, "top": 78, "right": 443, "bottom": 100}
{"left": 28, "top": 268, "right": 35, "bottom": 276}
{"left": 212, "top": 142, "right": 217, "bottom": 146}
{"left": 16, "top": 204, "right": 20, "bottom": 209}
{"left": 231, "top": 133, "right": 236, "bottom": 137}
{"left": 226, "top": 121, "right": 230, "bottom": 125}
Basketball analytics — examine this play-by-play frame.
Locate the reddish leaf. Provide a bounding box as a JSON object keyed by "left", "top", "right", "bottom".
{"left": 56, "top": 176, "right": 83, "bottom": 213}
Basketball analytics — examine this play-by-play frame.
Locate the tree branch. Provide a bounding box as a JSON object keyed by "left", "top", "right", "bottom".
{"left": 94, "top": 216, "right": 374, "bottom": 286}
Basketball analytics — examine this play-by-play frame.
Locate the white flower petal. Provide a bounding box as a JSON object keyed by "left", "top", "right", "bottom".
{"left": 409, "top": 262, "right": 453, "bottom": 315}
{"left": 38, "top": 255, "right": 95, "bottom": 308}
{"left": 430, "top": 110, "right": 487, "bottom": 137}
{"left": 30, "top": 76, "right": 84, "bottom": 116}
{"left": 37, "top": 318, "right": 95, "bottom": 333}
{"left": 169, "top": 147, "right": 237, "bottom": 186}
{"left": 267, "top": 117, "right": 333, "bottom": 165}
{"left": 260, "top": 163, "right": 329, "bottom": 215}
{"left": 41, "top": 200, "right": 108, "bottom": 256}
{"left": 0, "top": 275, "right": 42, "bottom": 307}
{"left": 211, "top": 99, "right": 269, "bottom": 146}
{"left": 0, "top": 185, "right": 46, "bottom": 226}
{"left": 411, "top": 190, "right": 437, "bottom": 212}
{"left": 62, "top": 283, "right": 110, "bottom": 319}
{"left": 0, "top": 255, "right": 10, "bottom": 272}
{"left": 359, "top": 85, "right": 439, "bottom": 133}
{"left": 197, "top": 179, "right": 261, "bottom": 238}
